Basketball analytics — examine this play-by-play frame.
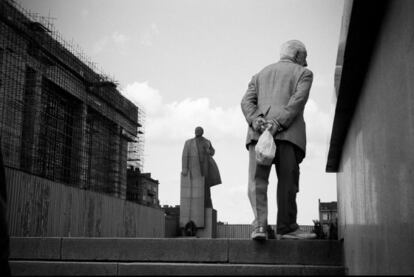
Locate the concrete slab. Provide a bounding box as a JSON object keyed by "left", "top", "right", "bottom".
{"left": 228, "top": 239, "right": 343, "bottom": 266}
{"left": 10, "top": 261, "right": 118, "bottom": 276}
{"left": 61, "top": 238, "right": 228, "bottom": 262}
{"left": 10, "top": 237, "right": 61, "bottom": 260}
{"left": 118, "top": 262, "right": 346, "bottom": 276}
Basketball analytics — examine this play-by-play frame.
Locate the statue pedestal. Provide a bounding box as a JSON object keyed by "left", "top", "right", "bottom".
{"left": 180, "top": 175, "right": 205, "bottom": 228}
{"left": 196, "top": 208, "right": 217, "bottom": 238}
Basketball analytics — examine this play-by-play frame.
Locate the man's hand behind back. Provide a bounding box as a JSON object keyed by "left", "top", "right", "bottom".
{"left": 267, "top": 119, "right": 283, "bottom": 136}
{"left": 252, "top": 117, "right": 267, "bottom": 133}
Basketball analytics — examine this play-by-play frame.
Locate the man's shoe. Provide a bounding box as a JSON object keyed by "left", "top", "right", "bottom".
{"left": 281, "top": 228, "right": 317, "bottom": 240}
{"left": 251, "top": 226, "right": 267, "bottom": 240}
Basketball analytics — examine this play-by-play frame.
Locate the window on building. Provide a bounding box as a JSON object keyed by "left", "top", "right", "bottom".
{"left": 85, "top": 108, "right": 119, "bottom": 195}
{"left": 0, "top": 49, "right": 28, "bottom": 168}
{"left": 20, "top": 66, "right": 37, "bottom": 171}
{"left": 35, "top": 78, "right": 76, "bottom": 184}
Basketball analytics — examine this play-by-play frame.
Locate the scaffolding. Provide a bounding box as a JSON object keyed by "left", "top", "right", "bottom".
{"left": 6, "top": 0, "right": 116, "bottom": 84}
{"left": 127, "top": 103, "right": 145, "bottom": 172}
{"left": 0, "top": 0, "right": 140, "bottom": 198}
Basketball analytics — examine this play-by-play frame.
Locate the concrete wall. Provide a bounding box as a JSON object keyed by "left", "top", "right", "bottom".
{"left": 337, "top": 1, "right": 414, "bottom": 274}
{"left": 6, "top": 168, "right": 165, "bottom": 237}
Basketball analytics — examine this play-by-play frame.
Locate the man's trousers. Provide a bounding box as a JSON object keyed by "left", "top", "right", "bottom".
{"left": 248, "top": 140, "right": 304, "bottom": 235}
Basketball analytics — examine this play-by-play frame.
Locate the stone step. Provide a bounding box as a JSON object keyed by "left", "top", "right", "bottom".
{"left": 10, "top": 261, "right": 346, "bottom": 276}
{"left": 10, "top": 237, "right": 343, "bottom": 266}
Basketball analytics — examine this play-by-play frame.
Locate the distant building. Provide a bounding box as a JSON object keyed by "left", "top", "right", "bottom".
{"left": 127, "top": 167, "right": 160, "bottom": 208}
{"left": 162, "top": 205, "right": 180, "bottom": 237}
{"left": 127, "top": 108, "right": 145, "bottom": 172}
{"left": 318, "top": 199, "right": 337, "bottom": 237}
{"left": 140, "top": 173, "right": 160, "bottom": 207}
{"left": 162, "top": 205, "right": 180, "bottom": 218}
{"left": 318, "top": 199, "right": 338, "bottom": 225}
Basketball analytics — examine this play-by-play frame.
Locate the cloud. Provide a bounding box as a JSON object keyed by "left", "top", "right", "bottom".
{"left": 122, "top": 81, "right": 162, "bottom": 115}
{"left": 121, "top": 81, "right": 246, "bottom": 144}
{"left": 149, "top": 98, "right": 245, "bottom": 143}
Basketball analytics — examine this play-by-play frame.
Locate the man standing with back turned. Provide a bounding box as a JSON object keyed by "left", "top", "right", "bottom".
{"left": 241, "top": 40, "right": 317, "bottom": 240}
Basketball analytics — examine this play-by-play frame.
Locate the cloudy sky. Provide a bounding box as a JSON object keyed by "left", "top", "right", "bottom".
{"left": 20, "top": 0, "right": 344, "bottom": 225}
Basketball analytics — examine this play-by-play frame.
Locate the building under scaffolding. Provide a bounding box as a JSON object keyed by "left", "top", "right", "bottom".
{"left": 0, "top": 0, "right": 142, "bottom": 200}
{"left": 127, "top": 104, "right": 145, "bottom": 172}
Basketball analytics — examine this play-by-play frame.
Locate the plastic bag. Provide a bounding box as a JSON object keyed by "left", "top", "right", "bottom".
{"left": 255, "top": 128, "right": 276, "bottom": 166}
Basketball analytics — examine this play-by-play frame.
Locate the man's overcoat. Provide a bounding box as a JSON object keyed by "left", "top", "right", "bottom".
{"left": 182, "top": 137, "right": 221, "bottom": 187}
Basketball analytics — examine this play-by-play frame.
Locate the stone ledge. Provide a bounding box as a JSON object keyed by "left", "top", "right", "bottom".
{"left": 228, "top": 239, "right": 343, "bottom": 266}
{"left": 118, "top": 262, "right": 345, "bottom": 276}
{"left": 10, "top": 261, "right": 118, "bottom": 276}
{"left": 10, "top": 237, "right": 62, "bottom": 260}
{"left": 10, "top": 237, "right": 343, "bottom": 266}
{"left": 10, "top": 261, "right": 345, "bottom": 276}
{"left": 61, "top": 238, "right": 229, "bottom": 262}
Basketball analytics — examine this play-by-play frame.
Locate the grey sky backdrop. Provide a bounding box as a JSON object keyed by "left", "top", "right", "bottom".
{"left": 19, "top": 0, "right": 345, "bottom": 225}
